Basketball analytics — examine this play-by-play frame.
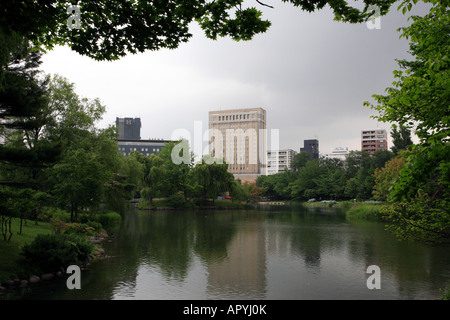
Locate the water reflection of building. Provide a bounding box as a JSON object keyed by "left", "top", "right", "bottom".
{"left": 206, "top": 224, "right": 267, "bottom": 298}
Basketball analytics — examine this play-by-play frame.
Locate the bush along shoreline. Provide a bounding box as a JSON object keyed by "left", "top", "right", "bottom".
{"left": 302, "top": 200, "right": 388, "bottom": 221}
{"left": 0, "top": 234, "right": 109, "bottom": 293}
{"left": 0, "top": 210, "right": 120, "bottom": 294}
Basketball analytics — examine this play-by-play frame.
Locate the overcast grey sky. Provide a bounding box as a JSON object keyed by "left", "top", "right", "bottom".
{"left": 40, "top": 1, "right": 428, "bottom": 156}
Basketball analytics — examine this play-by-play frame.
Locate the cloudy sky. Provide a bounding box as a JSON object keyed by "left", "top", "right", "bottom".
{"left": 40, "top": 1, "right": 428, "bottom": 156}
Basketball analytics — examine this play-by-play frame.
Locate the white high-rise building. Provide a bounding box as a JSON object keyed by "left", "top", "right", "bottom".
{"left": 267, "top": 149, "right": 297, "bottom": 175}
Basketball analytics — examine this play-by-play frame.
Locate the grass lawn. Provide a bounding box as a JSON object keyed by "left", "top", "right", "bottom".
{"left": 0, "top": 217, "right": 53, "bottom": 283}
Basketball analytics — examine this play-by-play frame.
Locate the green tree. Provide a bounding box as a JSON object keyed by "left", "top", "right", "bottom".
{"left": 290, "top": 160, "right": 326, "bottom": 200}
{"left": 257, "top": 170, "right": 296, "bottom": 200}
{"left": 291, "top": 151, "right": 312, "bottom": 172}
{"left": 315, "top": 167, "right": 347, "bottom": 200}
{"left": 192, "top": 156, "right": 234, "bottom": 202}
{"left": 105, "top": 152, "right": 144, "bottom": 210}
{"left": 42, "top": 76, "right": 120, "bottom": 221}
{"left": 0, "top": 44, "right": 59, "bottom": 241}
{"left": 229, "top": 179, "right": 249, "bottom": 202}
{"left": 133, "top": 152, "right": 165, "bottom": 205}
{"left": 372, "top": 152, "right": 407, "bottom": 201}
{"left": 158, "top": 139, "right": 194, "bottom": 201}
{"left": 242, "top": 182, "right": 263, "bottom": 203}
{"left": 390, "top": 125, "right": 413, "bottom": 155}
{"left": 0, "top": 45, "right": 59, "bottom": 175}
{"left": 365, "top": 2, "right": 450, "bottom": 243}
{"left": 45, "top": 74, "right": 105, "bottom": 147}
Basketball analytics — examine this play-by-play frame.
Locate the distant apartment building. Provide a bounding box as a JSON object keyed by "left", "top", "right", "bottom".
{"left": 300, "top": 139, "right": 319, "bottom": 159}
{"left": 361, "top": 129, "right": 388, "bottom": 155}
{"left": 116, "top": 117, "right": 172, "bottom": 157}
{"left": 116, "top": 117, "right": 141, "bottom": 140}
{"left": 267, "top": 149, "right": 297, "bottom": 175}
{"left": 208, "top": 108, "right": 267, "bottom": 182}
{"left": 322, "top": 147, "right": 350, "bottom": 161}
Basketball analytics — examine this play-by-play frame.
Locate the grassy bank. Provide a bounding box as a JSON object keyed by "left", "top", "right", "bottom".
{"left": 345, "top": 203, "right": 387, "bottom": 221}
{"left": 0, "top": 218, "right": 52, "bottom": 282}
{"left": 302, "top": 201, "right": 387, "bottom": 221}
{"left": 0, "top": 210, "right": 121, "bottom": 284}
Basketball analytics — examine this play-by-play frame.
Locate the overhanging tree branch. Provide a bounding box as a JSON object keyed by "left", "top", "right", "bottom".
{"left": 256, "top": 0, "right": 274, "bottom": 8}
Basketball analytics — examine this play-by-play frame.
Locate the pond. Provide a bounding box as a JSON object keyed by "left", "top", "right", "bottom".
{"left": 6, "top": 205, "right": 450, "bottom": 300}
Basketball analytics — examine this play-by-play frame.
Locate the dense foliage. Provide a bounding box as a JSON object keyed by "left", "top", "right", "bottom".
{"left": 365, "top": 1, "right": 450, "bottom": 243}
{"left": 0, "top": 46, "right": 134, "bottom": 243}
{"left": 257, "top": 150, "right": 394, "bottom": 201}
{"left": 21, "top": 233, "right": 94, "bottom": 273}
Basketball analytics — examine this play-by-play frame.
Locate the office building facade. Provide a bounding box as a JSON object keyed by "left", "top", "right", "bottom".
{"left": 117, "top": 139, "right": 172, "bottom": 157}
{"left": 361, "top": 129, "right": 388, "bottom": 154}
{"left": 208, "top": 108, "right": 267, "bottom": 181}
{"left": 116, "top": 117, "right": 173, "bottom": 157}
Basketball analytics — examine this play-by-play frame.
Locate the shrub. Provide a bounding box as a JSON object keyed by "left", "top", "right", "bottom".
{"left": 167, "top": 192, "right": 187, "bottom": 208}
{"left": 50, "top": 217, "right": 67, "bottom": 234}
{"left": 21, "top": 233, "right": 94, "bottom": 273}
{"left": 62, "top": 222, "right": 97, "bottom": 236}
{"left": 96, "top": 211, "right": 121, "bottom": 228}
{"left": 41, "top": 207, "right": 71, "bottom": 223}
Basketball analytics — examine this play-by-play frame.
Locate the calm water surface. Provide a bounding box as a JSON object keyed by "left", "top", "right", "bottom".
{"left": 7, "top": 205, "right": 450, "bottom": 300}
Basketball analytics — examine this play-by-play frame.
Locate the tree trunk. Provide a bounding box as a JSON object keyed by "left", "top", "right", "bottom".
{"left": 7, "top": 217, "right": 12, "bottom": 242}
{"left": 1, "top": 216, "right": 14, "bottom": 242}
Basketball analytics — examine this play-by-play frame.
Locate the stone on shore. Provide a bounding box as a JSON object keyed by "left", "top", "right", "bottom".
{"left": 41, "top": 273, "right": 54, "bottom": 281}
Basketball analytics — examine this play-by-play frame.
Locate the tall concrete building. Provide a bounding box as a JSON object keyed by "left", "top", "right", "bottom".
{"left": 361, "top": 129, "right": 388, "bottom": 155}
{"left": 300, "top": 139, "right": 319, "bottom": 159}
{"left": 116, "top": 117, "right": 141, "bottom": 140}
{"left": 208, "top": 108, "right": 266, "bottom": 182}
{"left": 267, "top": 149, "right": 297, "bottom": 175}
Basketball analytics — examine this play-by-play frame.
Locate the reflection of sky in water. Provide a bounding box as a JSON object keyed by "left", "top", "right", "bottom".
{"left": 109, "top": 212, "right": 448, "bottom": 300}
{"left": 113, "top": 257, "right": 210, "bottom": 300}
{"left": 9, "top": 209, "right": 448, "bottom": 300}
